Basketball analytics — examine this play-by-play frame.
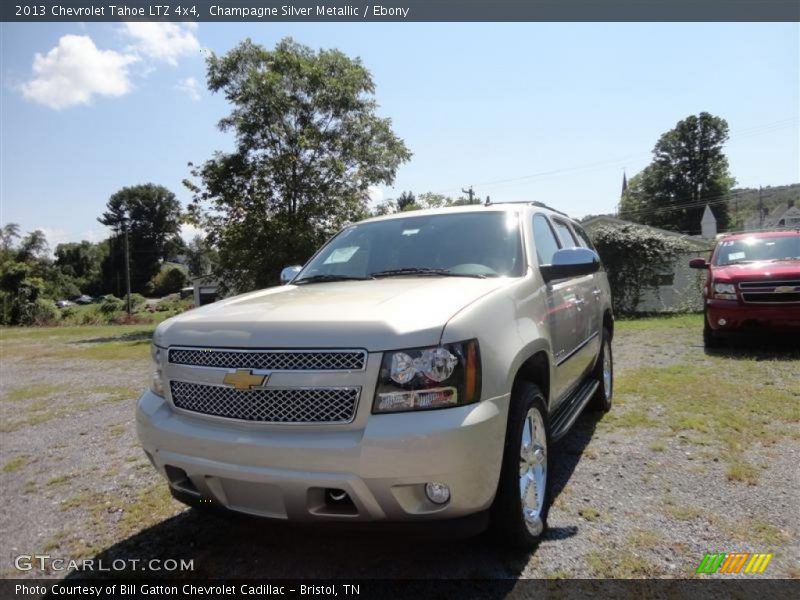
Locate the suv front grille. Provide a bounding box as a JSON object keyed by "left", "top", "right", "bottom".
{"left": 168, "top": 348, "right": 366, "bottom": 371}
{"left": 170, "top": 381, "right": 359, "bottom": 424}
{"left": 739, "top": 280, "right": 800, "bottom": 304}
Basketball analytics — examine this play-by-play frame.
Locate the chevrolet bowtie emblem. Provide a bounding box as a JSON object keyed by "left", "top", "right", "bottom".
{"left": 223, "top": 369, "right": 268, "bottom": 391}
{"left": 775, "top": 286, "right": 795, "bottom": 294}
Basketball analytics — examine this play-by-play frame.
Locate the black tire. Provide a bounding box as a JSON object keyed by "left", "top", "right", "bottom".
{"left": 703, "top": 314, "right": 720, "bottom": 348}
{"left": 589, "top": 327, "right": 613, "bottom": 412}
{"left": 490, "top": 382, "right": 551, "bottom": 549}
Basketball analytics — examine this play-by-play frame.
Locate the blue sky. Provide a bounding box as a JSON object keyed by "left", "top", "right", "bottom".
{"left": 1, "top": 22, "right": 798, "bottom": 248}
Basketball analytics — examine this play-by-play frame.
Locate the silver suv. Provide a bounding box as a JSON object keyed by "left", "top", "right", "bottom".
{"left": 137, "top": 202, "right": 613, "bottom": 547}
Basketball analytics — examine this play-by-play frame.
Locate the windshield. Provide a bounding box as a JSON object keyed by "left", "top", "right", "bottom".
{"left": 295, "top": 211, "right": 524, "bottom": 282}
{"left": 714, "top": 234, "right": 800, "bottom": 265}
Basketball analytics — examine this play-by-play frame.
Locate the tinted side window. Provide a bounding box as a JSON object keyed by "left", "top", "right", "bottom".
{"left": 532, "top": 214, "right": 561, "bottom": 264}
{"left": 572, "top": 224, "right": 596, "bottom": 251}
{"left": 553, "top": 219, "right": 579, "bottom": 248}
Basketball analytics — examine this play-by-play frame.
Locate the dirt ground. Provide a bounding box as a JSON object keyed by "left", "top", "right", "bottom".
{"left": 1, "top": 315, "right": 798, "bottom": 579}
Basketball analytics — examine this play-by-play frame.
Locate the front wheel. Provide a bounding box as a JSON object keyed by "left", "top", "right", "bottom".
{"left": 589, "top": 327, "right": 613, "bottom": 411}
{"left": 703, "top": 314, "right": 720, "bottom": 348}
{"left": 491, "top": 382, "right": 551, "bottom": 549}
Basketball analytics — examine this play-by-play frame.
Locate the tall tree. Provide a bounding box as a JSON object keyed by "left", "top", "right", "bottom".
{"left": 185, "top": 38, "right": 411, "bottom": 292}
{"left": 1, "top": 223, "right": 20, "bottom": 254}
{"left": 16, "top": 230, "right": 49, "bottom": 263}
{"left": 396, "top": 191, "right": 416, "bottom": 211}
{"left": 98, "top": 184, "right": 183, "bottom": 293}
{"left": 620, "top": 112, "right": 735, "bottom": 234}
{"left": 184, "top": 235, "right": 218, "bottom": 278}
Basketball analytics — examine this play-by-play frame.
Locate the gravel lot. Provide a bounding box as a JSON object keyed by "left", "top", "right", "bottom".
{"left": 1, "top": 316, "right": 798, "bottom": 579}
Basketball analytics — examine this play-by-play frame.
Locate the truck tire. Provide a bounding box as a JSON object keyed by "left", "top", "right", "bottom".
{"left": 703, "top": 314, "right": 720, "bottom": 348}
{"left": 589, "top": 327, "right": 613, "bottom": 412}
{"left": 491, "top": 382, "right": 551, "bottom": 549}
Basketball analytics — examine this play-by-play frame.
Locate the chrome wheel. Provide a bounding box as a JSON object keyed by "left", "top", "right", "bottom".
{"left": 602, "top": 339, "right": 612, "bottom": 399}
{"left": 519, "top": 407, "right": 547, "bottom": 535}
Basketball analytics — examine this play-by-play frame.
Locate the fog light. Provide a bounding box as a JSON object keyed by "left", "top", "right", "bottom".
{"left": 425, "top": 482, "right": 451, "bottom": 505}
{"left": 718, "top": 318, "right": 727, "bottom": 326}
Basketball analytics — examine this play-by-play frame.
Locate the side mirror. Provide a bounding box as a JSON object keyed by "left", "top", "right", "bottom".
{"left": 689, "top": 258, "right": 709, "bottom": 269}
{"left": 540, "top": 248, "right": 600, "bottom": 282}
{"left": 280, "top": 265, "right": 302, "bottom": 284}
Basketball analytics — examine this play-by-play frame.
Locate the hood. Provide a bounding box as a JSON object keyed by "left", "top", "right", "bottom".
{"left": 713, "top": 260, "right": 800, "bottom": 282}
{"left": 155, "top": 277, "right": 512, "bottom": 351}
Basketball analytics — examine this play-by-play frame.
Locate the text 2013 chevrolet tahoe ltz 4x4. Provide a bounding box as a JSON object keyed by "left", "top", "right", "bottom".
{"left": 137, "top": 202, "right": 614, "bottom": 547}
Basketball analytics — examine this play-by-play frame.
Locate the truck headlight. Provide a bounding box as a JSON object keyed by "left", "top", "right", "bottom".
{"left": 150, "top": 344, "right": 165, "bottom": 398}
{"left": 713, "top": 282, "right": 737, "bottom": 299}
{"left": 373, "top": 340, "right": 481, "bottom": 413}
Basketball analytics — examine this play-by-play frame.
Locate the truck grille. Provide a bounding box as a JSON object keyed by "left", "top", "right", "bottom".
{"left": 170, "top": 381, "right": 359, "bottom": 424}
{"left": 168, "top": 348, "right": 366, "bottom": 371}
{"left": 739, "top": 280, "right": 800, "bottom": 304}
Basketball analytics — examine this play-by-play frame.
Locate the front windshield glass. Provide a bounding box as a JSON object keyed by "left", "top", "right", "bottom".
{"left": 295, "top": 211, "right": 524, "bottom": 282}
{"left": 714, "top": 234, "right": 800, "bottom": 265}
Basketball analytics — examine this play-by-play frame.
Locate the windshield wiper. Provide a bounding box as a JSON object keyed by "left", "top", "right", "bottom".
{"left": 293, "top": 274, "right": 374, "bottom": 285}
{"left": 369, "top": 267, "right": 488, "bottom": 279}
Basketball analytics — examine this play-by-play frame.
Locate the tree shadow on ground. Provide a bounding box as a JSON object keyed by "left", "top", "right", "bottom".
{"left": 70, "top": 331, "right": 153, "bottom": 345}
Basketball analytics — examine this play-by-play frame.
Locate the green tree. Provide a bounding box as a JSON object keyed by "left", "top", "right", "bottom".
{"left": 98, "top": 184, "right": 183, "bottom": 294}
{"left": 396, "top": 191, "right": 416, "bottom": 211}
{"left": 15, "top": 230, "right": 49, "bottom": 264}
{"left": 184, "top": 235, "right": 218, "bottom": 278}
{"left": 186, "top": 38, "right": 411, "bottom": 292}
{"left": 620, "top": 112, "right": 735, "bottom": 234}
{"left": 1, "top": 223, "right": 20, "bottom": 255}
{"left": 151, "top": 266, "right": 188, "bottom": 296}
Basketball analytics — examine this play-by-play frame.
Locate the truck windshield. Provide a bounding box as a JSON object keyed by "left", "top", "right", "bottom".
{"left": 714, "top": 234, "right": 800, "bottom": 265}
{"left": 295, "top": 211, "right": 524, "bottom": 283}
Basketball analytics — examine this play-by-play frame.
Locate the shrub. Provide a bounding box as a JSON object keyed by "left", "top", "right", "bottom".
{"left": 590, "top": 224, "right": 693, "bottom": 314}
{"left": 31, "top": 298, "right": 60, "bottom": 325}
{"left": 99, "top": 294, "right": 125, "bottom": 315}
{"left": 151, "top": 267, "right": 188, "bottom": 297}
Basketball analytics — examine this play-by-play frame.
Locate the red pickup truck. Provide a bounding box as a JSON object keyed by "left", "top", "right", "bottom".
{"left": 689, "top": 230, "right": 800, "bottom": 346}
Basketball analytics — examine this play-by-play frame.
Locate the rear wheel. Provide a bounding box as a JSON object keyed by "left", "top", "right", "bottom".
{"left": 589, "top": 328, "right": 613, "bottom": 411}
{"left": 491, "top": 382, "right": 550, "bottom": 549}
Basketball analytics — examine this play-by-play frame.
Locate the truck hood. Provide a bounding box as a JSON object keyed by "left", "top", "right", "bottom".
{"left": 713, "top": 260, "right": 800, "bottom": 282}
{"left": 155, "top": 277, "right": 512, "bottom": 351}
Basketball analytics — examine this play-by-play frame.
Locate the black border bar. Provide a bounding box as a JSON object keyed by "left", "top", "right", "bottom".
{"left": 3, "top": 1, "right": 800, "bottom": 23}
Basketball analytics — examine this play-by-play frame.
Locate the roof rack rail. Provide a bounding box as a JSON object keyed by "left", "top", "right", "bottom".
{"left": 483, "top": 198, "right": 569, "bottom": 217}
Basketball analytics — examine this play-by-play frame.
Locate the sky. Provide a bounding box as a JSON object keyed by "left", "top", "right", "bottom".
{"left": 1, "top": 22, "right": 798, "bottom": 249}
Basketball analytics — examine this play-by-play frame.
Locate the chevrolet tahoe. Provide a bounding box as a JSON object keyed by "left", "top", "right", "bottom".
{"left": 136, "top": 202, "right": 614, "bottom": 547}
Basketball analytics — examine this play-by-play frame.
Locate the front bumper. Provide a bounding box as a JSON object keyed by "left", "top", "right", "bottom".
{"left": 136, "top": 390, "right": 509, "bottom": 522}
{"left": 706, "top": 299, "right": 800, "bottom": 332}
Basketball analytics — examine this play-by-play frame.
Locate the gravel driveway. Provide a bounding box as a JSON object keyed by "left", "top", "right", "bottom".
{"left": 1, "top": 316, "right": 797, "bottom": 579}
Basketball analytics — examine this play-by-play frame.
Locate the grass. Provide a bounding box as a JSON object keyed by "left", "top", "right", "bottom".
{"left": 2, "top": 384, "right": 62, "bottom": 402}
{"left": 46, "top": 473, "right": 76, "bottom": 487}
{"left": 603, "top": 356, "right": 799, "bottom": 478}
{"left": 2, "top": 456, "right": 28, "bottom": 473}
{"left": 0, "top": 385, "right": 140, "bottom": 433}
{"left": 726, "top": 461, "right": 759, "bottom": 485}
{"left": 615, "top": 313, "right": 703, "bottom": 333}
{"left": 579, "top": 506, "right": 601, "bottom": 521}
{"left": 585, "top": 550, "right": 661, "bottom": 578}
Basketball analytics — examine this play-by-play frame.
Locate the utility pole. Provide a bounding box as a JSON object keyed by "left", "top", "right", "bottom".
{"left": 462, "top": 185, "right": 475, "bottom": 205}
{"left": 123, "top": 219, "right": 132, "bottom": 316}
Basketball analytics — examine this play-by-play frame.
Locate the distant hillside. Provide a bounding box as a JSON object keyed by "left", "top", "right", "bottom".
{"left": 727, "top": 183, "right": 800, "bottom": 231}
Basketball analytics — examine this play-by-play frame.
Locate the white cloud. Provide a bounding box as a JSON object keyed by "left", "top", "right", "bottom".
{"left": 176, "top": 77, "right": 201, "bottom": 101}
{"left": 123, "top": 22, "right": 200, "bottom": 65}
{"left": 180, "top": 223, "right": 206, "bottom": 243}
{"left": 367, "top": 186, "right": 384, "bottom": 208}
{"left": 21, "top": 35, "right": 138, "bottom": 110}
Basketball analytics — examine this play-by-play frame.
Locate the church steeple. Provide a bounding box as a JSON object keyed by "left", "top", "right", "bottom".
{"left": 621, "top": 171, "right": 628, "bottom": 198}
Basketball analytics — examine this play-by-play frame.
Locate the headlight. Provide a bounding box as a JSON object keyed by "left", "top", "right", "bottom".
{"left": 713, "top": 282, "right": 737, "bottom": 299}
{"left": 150, "top": 344, "right": 165, "bottom": 397}
{"left": 373, "top": 340, "right": 481, "bottom": 414}
{"left": 713, "top": 282, "right": 735, "bottom": 294}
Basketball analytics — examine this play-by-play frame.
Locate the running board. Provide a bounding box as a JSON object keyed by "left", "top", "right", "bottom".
{"left": 550, "top": 379, "right": 600, "bottom": 442}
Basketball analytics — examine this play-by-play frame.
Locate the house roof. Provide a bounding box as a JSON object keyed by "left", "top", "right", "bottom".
{"left": 581, "top": 215, "right": 713, "bottom": 249}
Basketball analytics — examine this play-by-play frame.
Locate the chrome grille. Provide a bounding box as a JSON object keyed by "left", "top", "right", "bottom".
{"left": 170, "top": 381, "right": 359, "bottom": 424}
{"left": 168, "top": 348, "right": 366, "bottom": 371}
{"left": 739, "top": 280, "right": 800, "bottom": 304}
